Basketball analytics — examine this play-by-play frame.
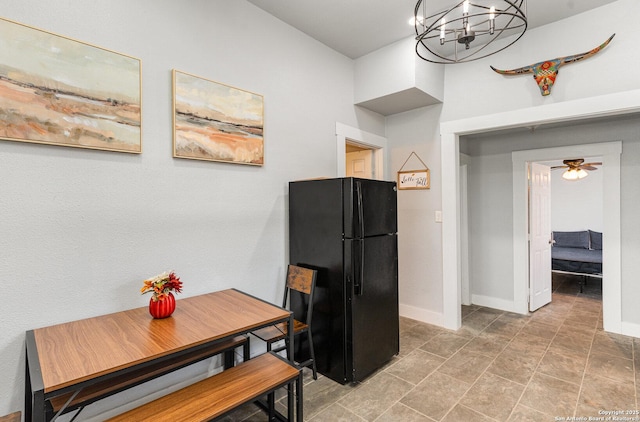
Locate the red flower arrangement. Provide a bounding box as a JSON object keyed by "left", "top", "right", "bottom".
{"left": 141, "top": 271, "right": 183, "bottom": 302}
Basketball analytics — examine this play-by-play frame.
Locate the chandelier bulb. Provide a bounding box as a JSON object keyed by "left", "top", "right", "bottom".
{"left": 489, "top": 6, "right": 495, "bottom": 34}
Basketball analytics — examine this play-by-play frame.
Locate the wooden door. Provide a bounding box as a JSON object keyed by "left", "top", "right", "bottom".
{"left": 346, "top": 150, "right": 373, "bottom": 179}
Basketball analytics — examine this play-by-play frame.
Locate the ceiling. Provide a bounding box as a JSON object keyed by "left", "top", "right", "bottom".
{"left": 247, "top": 0, "right": 619, "bottom": 59}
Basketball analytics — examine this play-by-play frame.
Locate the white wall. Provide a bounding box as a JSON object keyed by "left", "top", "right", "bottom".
{"left": 466, "top": 152, "right": 514, "bottom": 302}
{"left": 354, "top": 36, "right": 444, "bottom": 115}
{"left": 354, "top": 37, "right": 419, "bottom": 105}
{"left": 0, "top": 0, "right": 387, "bottom": 417}
{"left": 441, "top": 0, "right": 639, "bottom": 122}
{"left": 387, "top": 105, "right": 445, "bottom": 324}
{"left": 551, "top": 162, "right": 604, "bottom": 232}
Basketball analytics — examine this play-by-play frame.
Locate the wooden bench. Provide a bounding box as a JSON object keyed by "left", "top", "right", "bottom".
{"left": 105, "top": 352, "right": 303, "bottom": 422}
{"left": 0, "top": 412, "right": 20, "bottom": 422}
{"left": 49, "top": 336, "right": 249, "bottom": 419}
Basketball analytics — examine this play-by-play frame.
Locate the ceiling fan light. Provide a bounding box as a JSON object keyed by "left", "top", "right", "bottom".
{"left": 562, "top": 169, "right": 578, "bottom": 181}
{"left": 562, "top": 168, "right": 588, "bottom": 181}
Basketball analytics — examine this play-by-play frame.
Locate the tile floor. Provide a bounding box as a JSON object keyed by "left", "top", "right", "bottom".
{"left": 228, "top": 274, "right": 639, "bottom": 421}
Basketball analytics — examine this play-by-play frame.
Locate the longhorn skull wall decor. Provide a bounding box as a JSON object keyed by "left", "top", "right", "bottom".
{"left": 490, "top": 34, "right": 615, "bottom": 96}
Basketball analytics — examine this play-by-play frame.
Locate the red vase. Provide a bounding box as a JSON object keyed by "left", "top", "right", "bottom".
{"left": 149, "top": 293, "right": 176, "bottom": 319}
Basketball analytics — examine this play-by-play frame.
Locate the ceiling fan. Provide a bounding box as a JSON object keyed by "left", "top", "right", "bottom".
{"left": 551, "top": 158, "right": 602, "bottom": 181}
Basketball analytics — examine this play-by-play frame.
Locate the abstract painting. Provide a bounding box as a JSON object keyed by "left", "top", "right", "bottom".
{"left": 173, "top": 70, "right": 264, "bottom": 165}
{"left": 0, "top": 17, "right": 141, "bottom": 153}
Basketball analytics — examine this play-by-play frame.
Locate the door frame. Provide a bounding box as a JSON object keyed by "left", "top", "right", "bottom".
{"left": 440, "top": 88, "right": 640, "bottom": 333}
{"left": 513, "top": 142, "right": 621, "bottom": 320}
{"left": 459, "top": 155, "right": 471, "bottom": 306}
{"left": 336, "top": 122, "right": 388, "bottom": 180}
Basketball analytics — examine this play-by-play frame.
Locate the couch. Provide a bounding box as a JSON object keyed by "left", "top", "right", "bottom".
{"left": 551, "top": 230, "right": 602, "bottom": 292}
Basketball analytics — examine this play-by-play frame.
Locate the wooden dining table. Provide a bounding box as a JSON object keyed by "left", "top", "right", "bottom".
{"left": 24, "top": 288, "right": 293, "bottom": 421}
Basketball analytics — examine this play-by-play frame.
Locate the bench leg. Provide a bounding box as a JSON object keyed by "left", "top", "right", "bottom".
{"left": 223, "top": 350, "right": 235, "bottom": 370}
{"left": 243, "top": 338, "right": 251, "bottom": 362}
{"left": 267, "top": 392, "right": 275, "bottom": 421}
{"left": 296, "top": 371, "right": 303, "bottom": 422}
{"left": 253, "top": 374, "right": 302, "bottom": 421}
{"left": 287, "top": 381, "right": 294, "bottom": 422}
{"left": 223, "top": 336, "right": 251, "bottom": 369}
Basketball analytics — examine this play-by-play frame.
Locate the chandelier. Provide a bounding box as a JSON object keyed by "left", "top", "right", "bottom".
{"left": 414, "top": 0, "right": 527, "bottom": 64}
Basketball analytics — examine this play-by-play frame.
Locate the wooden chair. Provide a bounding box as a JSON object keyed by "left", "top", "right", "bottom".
{"left": 252, "top": 265, "right": 318, "bottom": 379}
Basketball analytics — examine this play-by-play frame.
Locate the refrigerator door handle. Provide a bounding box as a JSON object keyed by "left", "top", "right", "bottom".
{"left": 356, "top": 180, "right": 364, "bottom": 239}
{"left": 354, "top": 239, "right": 365, "bottom": 296}
{"left": 359, "top": 240, "right": 365, "bottom": 295}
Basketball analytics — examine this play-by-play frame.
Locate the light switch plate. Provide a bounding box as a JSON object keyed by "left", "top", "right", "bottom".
{"left": 435, "top": 210, "right": 442, "bottom": 222}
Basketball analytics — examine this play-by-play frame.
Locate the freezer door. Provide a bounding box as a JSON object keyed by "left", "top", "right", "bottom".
{"left": 346, "top": 234, "right": 399, "bottom": 383}
{"left": 343, "top": 178, "right": 397, "bottom": 238}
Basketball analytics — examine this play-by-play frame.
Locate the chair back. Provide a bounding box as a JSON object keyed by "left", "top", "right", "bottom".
{"left": 283, "top": 265, "right": 317, "bottom": 325}
{"left": 286, "top": 265, "right": 316, "bottom": 295}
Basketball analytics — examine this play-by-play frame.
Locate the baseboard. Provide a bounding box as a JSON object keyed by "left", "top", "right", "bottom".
{"left": 400, "top": 296, "right": 525, "bottom": 328}
{"left": 400, "top": 303, "right": 444, "bottom": 327}
{"left": 471, "top": 294, "right": 524, "bottom": 314}
{"left": 620, "top": 321, "right": 640, "bottom": 339}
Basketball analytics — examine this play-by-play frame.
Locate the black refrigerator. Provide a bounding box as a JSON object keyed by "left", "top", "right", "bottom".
{"left": 288, "top": 177, "right": 399, "bottom": 384}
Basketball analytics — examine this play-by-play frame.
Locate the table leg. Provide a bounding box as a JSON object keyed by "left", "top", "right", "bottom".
{"left": 24, "top": 347, "right": 32, "bottom": 422}
{"left": 287, "top": 313, "right": 294, "bottom": 363}
{"left": 25, "top": 332, "right": 46, "bottom": 422}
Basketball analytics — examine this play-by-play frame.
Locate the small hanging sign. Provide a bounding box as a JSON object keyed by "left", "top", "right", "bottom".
{"left": 397, "top": 152, "right": 430, "bottom": 190}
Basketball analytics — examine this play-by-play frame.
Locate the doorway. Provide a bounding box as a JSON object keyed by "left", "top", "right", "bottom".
{"left": 440, "top": 89, "right": 638, "bottom": 334}
{"left": 346, "top": 142, "right": 375, "bottom": 179}
{"left": 335, "top": 122, "right": 388, "bottom": 180}
{"left": 527, "top": 155, "right": 604, "bottom": 313}
{"left": 458, "top": 138, "right": 619, "bottom": 332}
{"left": 545, "top": 156, "right": 604, "bottom": 301}
{"left": 512, "top": 142, "right": 620, "bottom": 327}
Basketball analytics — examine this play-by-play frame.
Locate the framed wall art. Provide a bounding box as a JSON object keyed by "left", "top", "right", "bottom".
{"left": 397, "top": 151, "right": 430, "bottom": 190}
{"left": 398, "top": 170, "right": 430, "bottom": 190}
{"left": 173, "top": 70, "right": 264, "bottom": 166}
{"left": 0, "top": 17, "right": 142, "bottom": 153}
